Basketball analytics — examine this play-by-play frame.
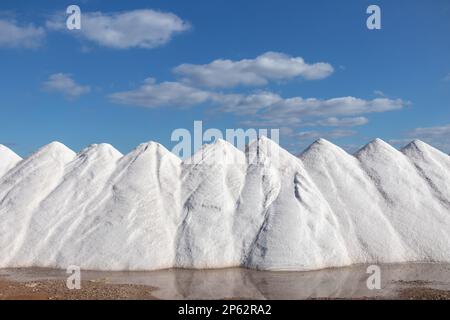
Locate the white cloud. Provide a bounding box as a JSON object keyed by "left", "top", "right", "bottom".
{"left": 239, "top": 115, "right": 368, "bottom": 131}
{"left": 373, "top": 90, "right": 386, "bottom": 97}
{"left": 0, "top": 19, "right": 45, "bottom": 48}
{"left": 296, "top": 129, "right": 356, "bottom": 140}
{"left": 109, "top": 79, "right": 282, "bottom": 111}
{"left": 269, "top": 97, "right": 406, "bottom": 118}
{"left": 173, "top": 52, "right": 334, "bottom": 88}
{"left": 109, "top": 79, "right": 406, "bottom": 132}
{"left": 47, "top": 9, "right": 190, "bottom": 49}
{"left": 240, "top": 117, "right": 302, "bottom": 128}
{"left": 220, "top": 96, "right": 405, "bottom": 128}
{"left": 42, "top": 73, "right": 90, "bottom": 98}
{"left": 215, "top": 91, "right": 283, "bottom": 115}
{"left": 390, "top": 123, "right": 450, "bottom": 153}
{"left": 220, "top": 96, "right": 404, "bottom": 134}
{"left": 110, "top": 78, "right": 211, "bottom": 108}
{"left": 315, "top": 117, "right": 369, "bottom": 127}
{"left": 409, "top": 124, "right": 450, "bottom": 138}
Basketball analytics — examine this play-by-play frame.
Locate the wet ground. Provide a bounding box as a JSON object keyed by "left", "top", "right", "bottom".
{"left": 1, "top": 263, "right": 450, "bottom": 300}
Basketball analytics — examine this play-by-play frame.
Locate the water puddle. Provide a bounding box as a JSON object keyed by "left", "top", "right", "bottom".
{"left": 1, "top": 263, "right": 449, "bottom": 299}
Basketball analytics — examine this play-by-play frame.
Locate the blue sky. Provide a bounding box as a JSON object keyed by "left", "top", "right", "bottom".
{"left": 0, "top": 0, "right": 449, "bottom": 157}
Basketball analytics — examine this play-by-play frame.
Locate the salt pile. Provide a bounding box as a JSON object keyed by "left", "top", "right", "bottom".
{"left": 0, "top": 137, "right": 449, "bottom": 271}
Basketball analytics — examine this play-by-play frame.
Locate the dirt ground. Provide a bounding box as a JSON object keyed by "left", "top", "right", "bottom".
{"left": 1, "top": 278, "right": 450, "bottom": 300}
{"left": 1, "top": 264, "right": 450, "bottom": 300}
{"left": 0, "top": 278, "right": 157, "bottom": 300}
{"left": 396, "top": 287, "right": 450, "bottom": 300}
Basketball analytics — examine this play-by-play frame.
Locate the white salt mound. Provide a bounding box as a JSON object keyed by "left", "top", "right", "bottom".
{"left": 0, "top": 137, "right": 449, "bottom": 271}
{"left": 0, "top": 145, "right": 22, "bottom": 177}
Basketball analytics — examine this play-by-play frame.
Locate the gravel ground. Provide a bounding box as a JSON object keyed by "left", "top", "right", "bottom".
{"left": 0, "top": 279, "right": 157, "bottom": 300}
{"left": 397, "top": 287, "right": 450, "bottom": 300}
{"left": 1, "top": 278, "right": 450, "bottom": 300}
{"left": 1, "top": 264, "right": 450, "bottom": 300}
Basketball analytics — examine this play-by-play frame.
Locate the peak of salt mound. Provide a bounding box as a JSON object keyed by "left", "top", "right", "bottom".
{"left": 354, "top": 138, "right": 397, "bottom": 158}
{"left": 42, "top": 141, "right": 71, "bottom": 151}
{"left": 367, "top": 138, "right": 390, "bottom": 148}
{"left": 245, "top": 136, "right": 303, "bottom": 168}
{"left": 128, "top": 140, "right": 181, "bottom": 164}
{"left": 78, "top": 143, "right": 123, "bottom": 160}
{"left": 301, "top": 138, "right": 346, "bottom": 155}
{"left": 247, "top": 136, "right": 290, "bottom": 155}
{"left": 0, "top": 145, "right": 22, "bottom": 178}
{"left": 185, "top": 138, "right": 245, "bottom": 165}
{"left": 135, "top": 141, "right": 160, "bottom": 151}
{"left": 298, "top": 139, "right": 357, "bottom": 172}
{"left": 401, "top": 139, "right": 445, "bottom": 156}
{"left": 400, "top": 139, "right": 450, "bottom": 206}
{"left": 32, "top": 141, "right": 76, "bottom": 161}
{"left": 4, "top": 142, "right": 75, "bottom": 176}
{"left": 0, "top": 144, "right": 22, "bottom": 161}
{"left": 402, "top": 139, "right": 426, "bottom": 150}
{"left": 314, "top": 138, "right": 332, "bottom": 145}
{"left": 208, "top": 138, "right": 239, "bottom": 149}
{"left": 252, "top": 135, "right": 280, "bottom": 148}
{"left": 133, "top": 141, "right": 164, "bottom": 154}
{"left": 1, "top": 141, "right": 75, "bottom": 183}
{"left": 0, "top": 142, "right": 76, "bottom": 183}
{"left": 198, "top": 138, "right": 237, "bottom": 153}
{"left": 409, "top": 139, "right": 427, "bottom": 148}
{"left": 401, "top": 139, "right": 450, "bottom": 171}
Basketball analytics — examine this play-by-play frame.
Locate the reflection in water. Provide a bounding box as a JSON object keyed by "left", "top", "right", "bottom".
{"left": 1, "top": 263, "right": 450, "bottom": 299}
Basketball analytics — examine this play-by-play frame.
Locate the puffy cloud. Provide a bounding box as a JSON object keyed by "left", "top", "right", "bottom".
{"left": 240, "top": 116, "right": 368, "bottom": 133}
{"left": 109, "top": 78, "right": 211, "bottom": 108}
{"left": 109, "top": 78, "right": 406, "bottom": 134}
{"left": 112, "top": 77, "right": 405, "bottom": 115}
{"left": 409, "top": 124, "right": 450, "bottom": 137}
{"left": 0, "top": 19, "right": 45, "bottom": 48}
{"left": 269, "top": 97, "right": 406, "bottom": 118}
{"left": 315, "top": 117, "right": 369, "bottom": 127}
{"left": 173, "top": 52, "right": 334, "bottom": 88}
{"left": 390, "top": 123, "right": 450, "bottom": 153}
{"left": 240, "top": 117, "right": 302, "bottom": 128}
{"left": 47, "top": 9, "right": 190, "bottom": 49}
{"left": 296, "top": 129, "right": 356, "bottom": 140}
{"left": 221, "top": 96, "right": 405, "bottom": 129}
{"left": 215, "top": 91, "right": 283, "bottom": 115}
{"left": 42, "top": 73, "right": 90, "bottom": 98}
{"left": 109, "top": 79, "right": 282, "bottom": 111}
{"left": 221, "top": 96, "right": 405, "bottom": 135}
{"left": 407, "top": 124, "right": 450, "bottom": 152}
